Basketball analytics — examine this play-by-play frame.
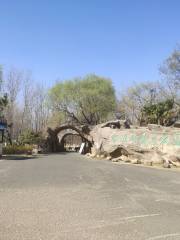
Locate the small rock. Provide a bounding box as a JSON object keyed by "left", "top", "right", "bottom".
{"left": 169, "top": 160, "right": 180, "bottom": 167}
{"left": 124, "top": 158, "right": 131, "bottom": 163}
{"left": 163, "top": 162, "right": 171, "bottom": 168}
{"left": 32, "top": 148, "right": 38, "bottom": 154}
{"left": 174, "top": 121, "right": 180, "bottom": 128}
{"left": 148, "top": 124, "right": 162, "bottom": 131}
{"left": 120, "top": 155, "right": 129, "bottom": 162}
{"left": 131, "top": 159, "right": 142, "bottom": 164}
{"left": 112, "top": 158, "right": 119, "bottom": 162}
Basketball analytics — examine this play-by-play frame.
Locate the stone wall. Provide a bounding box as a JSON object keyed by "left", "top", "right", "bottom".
{"left": 89, "top": 122, "right": 180, "bottom": 168}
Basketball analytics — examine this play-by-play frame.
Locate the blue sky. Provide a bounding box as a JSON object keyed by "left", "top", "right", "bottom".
{"left": 0, "top": 0, "right": 180, "bottom": 92}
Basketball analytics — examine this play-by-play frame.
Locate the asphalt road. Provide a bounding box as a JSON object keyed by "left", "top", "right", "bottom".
{"left": 0, "top": 153, "right": 180, "bottom": 240}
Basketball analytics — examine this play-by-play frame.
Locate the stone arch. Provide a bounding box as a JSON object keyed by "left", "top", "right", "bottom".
{"left": 46, "top": 124, "right": 92, "bottom": 152}
{"left": 59, "top": 132, "right": 82, "bottom": 144}
{"left": 61, "top": 133, "right": 83, "bottom": 151}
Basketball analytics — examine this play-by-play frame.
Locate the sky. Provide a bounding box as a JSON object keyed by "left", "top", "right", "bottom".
{"left": 0, "top": 0, "right": 180, "bottom": 92}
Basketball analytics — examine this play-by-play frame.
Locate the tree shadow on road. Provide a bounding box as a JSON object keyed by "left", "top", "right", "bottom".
{"left": 45, "top": 151, "right": 77, "bottom": 156}
{"left": 2, "top": 152, "right": 79, "bottom": 161}
{"left": 2, "top": 155, "right": 38, "bottom": 161}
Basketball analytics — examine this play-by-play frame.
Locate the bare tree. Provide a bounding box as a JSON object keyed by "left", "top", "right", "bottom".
{"left": 118, "top": 82, "right": 159, "bottom": 124}
{"left": 20, "top": 71, "right": 34, "bottom": 133}
{"left": 159, "top": 46, "right": 180, "bottom": 106}
{"left": 32, "top": 84, "right": 49, "bottom": 133}
{"left": 4, "top": 67, "right": 22, "bottom": 139}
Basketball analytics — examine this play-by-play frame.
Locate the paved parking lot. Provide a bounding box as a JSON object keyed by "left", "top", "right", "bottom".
{"left": 0, "top": 153, "right": 180, "bottom": 239}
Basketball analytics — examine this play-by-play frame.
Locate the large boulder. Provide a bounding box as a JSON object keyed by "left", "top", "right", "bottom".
{"left": 89, "top": 121, "right": 180, "bottom": 168}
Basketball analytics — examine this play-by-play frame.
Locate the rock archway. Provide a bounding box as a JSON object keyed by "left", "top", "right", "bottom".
{"left": 61, "top": 133, "right": 82, "bottom": 151}
{"left": 46, "top": 124, "right": 93, "bottom": 152}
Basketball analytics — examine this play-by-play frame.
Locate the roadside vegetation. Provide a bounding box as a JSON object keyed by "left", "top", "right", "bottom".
{"left": 3, "top": 145, "right": 33, "bottom": 155}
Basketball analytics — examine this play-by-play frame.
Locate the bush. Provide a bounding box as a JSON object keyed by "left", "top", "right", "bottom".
{"left": 3, "top": 145, "right": 33, "bottom": 155}
{"left": 142, "top": 99, "right": 175, "bottom": 126}
{"left": 18, "top": 130, "right": 43, "bottom": 145}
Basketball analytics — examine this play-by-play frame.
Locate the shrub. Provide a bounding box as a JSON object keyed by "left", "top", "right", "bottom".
{"left": 142, "top": 99, "right": 175, "bottom": 125}
{"left": 18, "top": 130, "right": 43, "bottom": 145}
{"left": 3, "top": 145, "right": 33, "bottom": 155}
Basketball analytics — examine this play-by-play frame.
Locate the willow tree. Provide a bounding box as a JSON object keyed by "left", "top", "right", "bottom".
{"left": 49, "top": 74, "right": 116, "bottom": 125}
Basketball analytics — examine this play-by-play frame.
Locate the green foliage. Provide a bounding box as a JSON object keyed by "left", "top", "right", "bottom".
{"left": 142, "top": 99, "right": 174, "bottom": 125}
{"left": 0, "top": 66, "right": 8, "bottom": 117}
{"left": 46, "top": 111, "right": 66, "bottom": 129}
{"left": 49, "top": 74, "right": 116, "bottom": 125}
{"left": 3, "top": 144, "right": 33, "bottom": 155}
{"left": 0, "top": 93, "right": 8, "bottom": 111}
{"left": 18, "top": 130, "right": 43, "bottom": 145}
{"left": 0, "top": 65, "right": 3, "bottom": 86}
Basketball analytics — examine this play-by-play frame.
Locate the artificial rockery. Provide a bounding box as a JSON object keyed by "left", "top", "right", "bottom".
{"left": 46, "top": 119, "right": 180, "bottom": 169}
{"left": 86, "top": 119, "right": 180, "bottom": 168}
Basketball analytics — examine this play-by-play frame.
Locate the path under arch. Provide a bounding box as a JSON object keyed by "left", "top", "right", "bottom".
{"left": 46, "top": 124, "right": 92, "bottom": 152}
